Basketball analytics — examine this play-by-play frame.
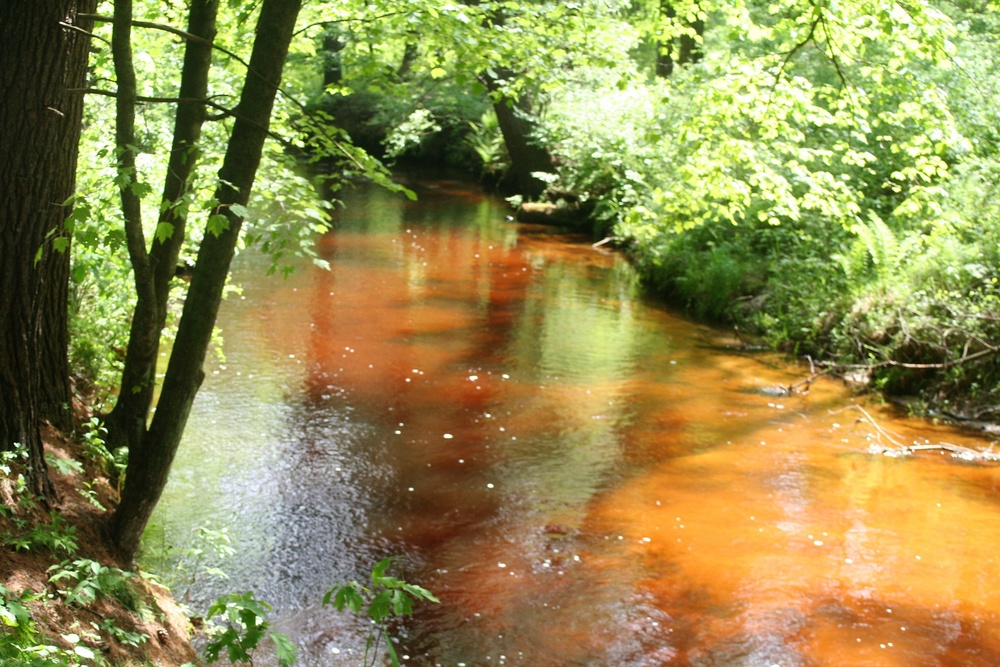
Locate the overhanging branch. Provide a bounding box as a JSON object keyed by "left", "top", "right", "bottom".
{"left": 79, "top": 13, "right": 251, "bottom": 71}
{"left": 69, "top": 87, "right": 235, "bottom": 117}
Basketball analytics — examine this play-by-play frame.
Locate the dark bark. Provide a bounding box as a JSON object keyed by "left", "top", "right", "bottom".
{"left": 656, "top": 2, "right": 705, "bottom": 78}
{"left": 37, "top": 241, "right": 74, "bottom": 433}
{"left": 110, "top": 0, "right": 304, "bottom": 562}
{"left": 107, "top": 0, "right": 159, "bottom": 457}
{"left": 466, "top": 1, "right": 555, "bottom": 199}
{"left": 0, "top": 0, "right": 95, "bottom": 495}
{"left": 397, "top": 39, "right": 418, "bottom": 79}
{"left": 106, "top": 0, "right": 219, "bottom": 454}
{"left": 483, "top": 69, "right": 555, "bottom": 200}
{"left": 322, "top": 28, "right": 345, "bottom": 86}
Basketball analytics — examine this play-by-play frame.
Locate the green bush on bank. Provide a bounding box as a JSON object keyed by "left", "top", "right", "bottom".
{"left": 533, "top": 5, "right": 1000, "bottom": 412}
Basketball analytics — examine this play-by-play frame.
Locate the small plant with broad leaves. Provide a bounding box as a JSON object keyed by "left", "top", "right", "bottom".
{"left": 79, "top": 418, "right": 128, "bottom": 491}
{"left": 1, "top": 583, "right": 87, "bottom": 666}
{"left": 0, "top": 443, "right": 31, "bottom": 516}
{"left": 203, "top": 592, "right": 297, "bottom": 667}
{"left": 6, "top": 510, "right": 78, "bottom": 555}
{"left": 324, "top": 557, "right": 439, "bottom": 667}
{"left": 96, "top": 618, "right": 148, "bottom": 648}
{"left": 48, "top": 558, "right": 140, "bottom": 611}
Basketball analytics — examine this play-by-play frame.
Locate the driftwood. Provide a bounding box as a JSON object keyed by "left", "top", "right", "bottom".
{"left": 516, "top": 202, "right": 583, "bottom": 225}
{"left": 760, "top": 342, "right": 1000, "bottom": 420}
{"left": 515, "top": 189, "right": 596, "bottom": 227}
{"left": 833, "top": 404, "right": 1000, "bottom": 462}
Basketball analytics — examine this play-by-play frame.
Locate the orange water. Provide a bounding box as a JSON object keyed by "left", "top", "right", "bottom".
{"left": 153, "top": 178, "right": 1000, "bottom": 667}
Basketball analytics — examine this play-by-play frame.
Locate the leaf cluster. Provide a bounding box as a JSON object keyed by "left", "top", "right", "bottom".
{"left": 203, "top": 592, "right": 297, "bottom": 667}
{"left": 5, "top": 512, "right": 79, "bottom": 557}
{"left": 323, "top": 557, "right": 439, "bottom": 667}
{"left": 527, "top": 0, "right": 1000, "bottom": 407}
{"left": 47, "top": 559, "right": 140, "bottom": 612}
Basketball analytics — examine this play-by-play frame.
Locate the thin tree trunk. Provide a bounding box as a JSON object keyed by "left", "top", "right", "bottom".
{"left": 107, "top": 0, "right": 160, "bottom": 459}
{"left": 106, "top": 0, "right": 219, "bottom": 452}
{"left": 396, "top": 39, "right": 418, "bottom": 79}
{"left": 0, "top": 0, "right": 95, "bottom": 496}
{"left": 110, "top": 0, "right": 304, "bottom": 562}
{"left": 466, "top": 0, "right": 555, "bottom": 199}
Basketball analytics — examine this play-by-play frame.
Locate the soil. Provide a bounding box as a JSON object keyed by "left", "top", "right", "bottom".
{"left": 1, "top": 423, "right": 198, "bottom": 666}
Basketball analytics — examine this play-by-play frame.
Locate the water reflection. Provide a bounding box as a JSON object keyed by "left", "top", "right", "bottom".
{"left": 150, "top": 178, "right": 1000, "bottom": 667}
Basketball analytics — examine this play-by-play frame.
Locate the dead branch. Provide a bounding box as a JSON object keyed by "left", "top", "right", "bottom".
{"left": 832, "top": 404, "right": 1000, "bottom": 462}
{"left": 815, "top": 343, "right": 999, "bottom": 372}
{"left": 786, "top": 369, "right": 828, "bottom": 395}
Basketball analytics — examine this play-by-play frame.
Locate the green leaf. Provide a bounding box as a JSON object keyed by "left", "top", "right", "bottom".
{"left": 0, "top": 607, "right": 17, "bottom": 626}
{"left": 206, "top": 213, "right": 230, "bottom": 237}
{"left": 402, "top": 583, "right": 439, "bottom": 603}
{"left": 371, "top": 557, "right": 395, "bottom": 583}
{"left": 390, "top": 589, "right": 412, "bottom": 615}
{"left": 270, "top": 631, "right": 299, "bottom": 667}
{"left": 368, "top": 590, "right": 392, "bottom": 622}
{"left": 386, "top": 634, "right": 401, "bottom": 667}
{"left": 155, "top": 222, "right": 176, "bottom": 243}
{"left": 130, "top": 181, "right": 152, "bottom": 198}
{"left": 328, "top": 584, "right": 364, "bottom": 612}
{"left": 74, "top": 645, "right": 96, "bottom": 659}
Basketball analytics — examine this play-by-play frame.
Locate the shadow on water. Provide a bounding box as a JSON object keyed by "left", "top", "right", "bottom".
{"left": 148, "top": 177, "right": 1000, "bottom": 667}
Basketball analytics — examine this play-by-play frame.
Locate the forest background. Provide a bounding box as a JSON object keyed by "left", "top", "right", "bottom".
{"left": 2, "top": 0, "right": 1000, "bottom": 664}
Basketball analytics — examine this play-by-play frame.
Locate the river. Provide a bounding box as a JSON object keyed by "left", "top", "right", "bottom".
{"left": 147, "top": 176, "right": 1000, "bottom": 667}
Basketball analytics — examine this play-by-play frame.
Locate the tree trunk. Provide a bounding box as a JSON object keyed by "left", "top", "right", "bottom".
{"left": 656, "top": 2, "right": 705, "bottom": 78}
{"left": 37, "top": 243, "right": 74, "bottom": 433}
{"left": 0, "top": 0, "right": 95, "bottom": 495}
{"left": 322, "top": 28, "right": 345, "bottom": 86}
{"left": 106, "top": 0, "right": 219, "bottom": 454}
{"left": 483, "top": 69, "right": 555, "bottom": 199}
{"left": 468, "top": 1, "right": 555, "bottom": 199}
{"left": 107, "top": 0, "right": 160, "bottom": 458}
{"left": 396, "top": 39, "right": 418, "bottom": 79}
{"left": 110, "top": 0, "right": 304, "bottom": 562}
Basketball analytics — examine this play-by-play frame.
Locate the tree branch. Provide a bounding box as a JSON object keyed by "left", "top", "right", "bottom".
{"left": 292, "top": 11, "right": 411, "bottom": 37}
{"left": 816, "top": 10, "right": 849, "bottom": 89}
{"left": 68, "top": 87, "right": 235, "bottom": 116}
{"left": 78, "top": 12, "right": 375, "bottom": 175}
{"left": 773, "top": 14, "right": 820, "bottom": 85}
{"left": 79, "top": 13, "right": 251, "bottom": 71}
{"left": 59, "top": 20, "right": 110, "bottom": 45}
{"left": 832, "top": 404, "right": 1000, "bottom": 462}
{"left": 817, "top": 344, "right": 999, "bottom": 372}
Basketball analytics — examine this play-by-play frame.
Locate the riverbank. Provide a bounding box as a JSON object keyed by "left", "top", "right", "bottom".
{"left": 0, "top": 422, "right": 197, "bottom": 666}
{"left": 612, "top": 208, "right": 1000, "bottom": 424}
{"left": 502, "top": 186, "right": 1000, "bottom": 426}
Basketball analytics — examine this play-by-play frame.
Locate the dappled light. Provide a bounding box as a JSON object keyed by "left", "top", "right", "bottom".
{"left": 154, "top": 181, "right": 1000, "bottom": 667}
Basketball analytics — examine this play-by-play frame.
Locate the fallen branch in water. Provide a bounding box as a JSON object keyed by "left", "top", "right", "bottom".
{"left": 832, "top": 404, "right": 1000, "bottom": 462}
{"left": 782, "top": 355, "right": 830, "bottom": 395}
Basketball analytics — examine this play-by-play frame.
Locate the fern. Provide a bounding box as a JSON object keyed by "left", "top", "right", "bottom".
{"left": 837, "top": 213, "right": 899, "bottom": 282}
